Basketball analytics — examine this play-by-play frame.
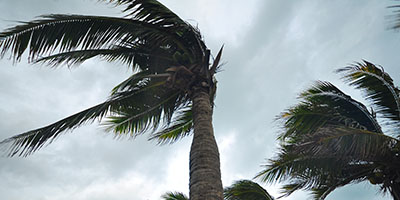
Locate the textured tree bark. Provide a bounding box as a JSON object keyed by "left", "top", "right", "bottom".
{"left": 189, "top": 88, "right": 223, "bottom": 200}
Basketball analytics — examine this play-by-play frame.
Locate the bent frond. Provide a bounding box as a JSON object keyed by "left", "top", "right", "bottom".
{"left": 224, "top": 180, "right": 274, "bottom": 200}
{"left": 148, "top": 106, "right": 193, "bottom": 145}
{"left": 161, "top": 191, "right": 189, "bottom": 200}
{"left": 338, "top": 61, "right": 400, "bottom": 131}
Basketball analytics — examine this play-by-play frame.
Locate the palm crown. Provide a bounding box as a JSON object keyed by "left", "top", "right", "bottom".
{"left": 162, "top": 180, "right": 274, "bottom": 200}
{"left": 257, "top": 61, "right": 400, "bottom": 199}
{"left": 0, "top": 0, "right": 223, "bottom": 199}
{"left": 0, "top": 0, "right": 220, "bottom": 155}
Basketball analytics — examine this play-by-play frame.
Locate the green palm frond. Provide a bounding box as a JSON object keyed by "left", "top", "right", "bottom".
{"left": 258, "top": 150, "right": 375, "bottom": 199}
{"left": 103, "top": 0, "right": 207, "bottom": 60}
{"left": 161, "top": 191, "right": 189, "bottom": 200}
{"left": 294, "top": 126, "right": 397, "bottom": 161}
{"left": 310, "top": 165, "right": 373, "bottom": 200}
{"left": 103, "top": 0, "right": 183, "bottom": 23}
{"left": 256, "top": 148, "right": 344, "bottom": 184}
{"left": 149, "top": 106, "right": 193, "bottom": 144}
{"left": 280, "top": 81, "right": 382, "bottom": 142}
{"left": 0, "top": 14, "right": 198, "bottom": 64}
{"left": 224, "top": 180, "right": 274, "bottom": 200}
{"left": 0, "top": 85, "right": 147, "bottom": 156}
{"left": 104, "top": 90, "right": 186, "bottom": 136}
{"left": 35, "top": 44, "right": 175, "bottom": 69}
{"left": 1, "top": 74, "right": 188, "bottom": 156}
{"left": 338, "top": 61, "right": 400, "bottom": 131}
{"left": 111, "top": 70, "right": 154, "bottom": 94}
{"left": 104, "top": 77, "right": 189, "bottom": 135}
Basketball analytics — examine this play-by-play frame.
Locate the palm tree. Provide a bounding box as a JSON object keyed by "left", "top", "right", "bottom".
{"left": 257, "top": 61, "right": 400, "bottom": 199}
{"left": 162, "top": 180, "right": 274, "bottom": 200}
{"left": 224, "top": 180, "right": 274, "bottom": 200}
{"left": 162, "top": 192, "right": 189, "bottom": 200}
{"left": 0, "top": 0, "right": 223, "bottom": 199}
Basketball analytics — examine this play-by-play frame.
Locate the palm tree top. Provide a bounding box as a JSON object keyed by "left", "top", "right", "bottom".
{"left": 257, "top": 61, "right": 400, "bottom": 199}
{"left": 0, "top": 0, "right": 223, "bottom": 157}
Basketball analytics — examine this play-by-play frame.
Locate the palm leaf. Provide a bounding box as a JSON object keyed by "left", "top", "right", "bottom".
{"left": 209, "top": 45, "right": 224, "bottom": 76}
{"left": 104, "top": 90, "right": 186, "bottom": 136}
{"left": 35, "top": 45, "right": 174, "bottom": 69}
{"left": 149, "top": 106, "right": 193, "bottom": 144}
{"left": 1, "top": 75, "right": 187, "bottom": 156}
{"left": 256, "top": 149, "right": 345, "bottom": 184}
{"left": 311, "top": 165, "right": 373, "bottom": 200}
{"left": 102, "top": 0, "right": 207, "bottom": 61}
{"left": 224, "top": 180, "right": 274, "bottom": 200}
{"left": 161, "top": 191, "right": 189, "bottom": 200}
{"left": 0, "top": 14, "right": 194, "bottom": 63}
{"left": 280, "top": 81, "right": 382, "bottom": 142}
{"left": 338, "top": 61, "right": 400, "bottom": 131}
{"left": 294, "top": 126, "right": 397, "bottom": 161}
{"left": 388, "top": 4, "right": 400, "bottom": 30}
{"left": 0, "top": 88, "right": 141, "bottom": 157}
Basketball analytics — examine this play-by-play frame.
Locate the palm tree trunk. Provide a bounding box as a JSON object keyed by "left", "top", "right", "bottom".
{"left": 189, "top": 88, "right": 223, "bottom": 200}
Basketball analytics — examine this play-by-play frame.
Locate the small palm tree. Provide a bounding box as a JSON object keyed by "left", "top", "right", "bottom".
{"left": 257, "top": 61, "right": 400, "bottom": 199}
{"left": 224, "top": 180, "right": 274, "bottom": 200}
{"left": 162, "top": 192, "right": 189, "bottom": 200}
{"left": 162, "top": 180, "right": 274, "bottom": 200}
{"left": 0, "top": 0, "right": 223, "bottom": 199}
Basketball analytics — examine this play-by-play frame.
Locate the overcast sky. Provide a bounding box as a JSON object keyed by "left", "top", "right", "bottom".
{"left": 0, "top": 0, "right": 400, "bottom": 199}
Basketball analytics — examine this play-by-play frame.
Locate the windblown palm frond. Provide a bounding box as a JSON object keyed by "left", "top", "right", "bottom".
{"left": 149, "top": 107, "right": 193, "bottom": 144}
{"left": 338, "top": 61, "right": 400, "bottom": 133}
{"left": 161, "top": 192, "right": 189, "bottom": 200}
{"left": 103, "top": 0, "right": 208, "bottom": 63}
{"left": 1, "top": 72, "right": 189, "bottom": 156}
{"left": 224, "top": 180, "right": 274, "bottom": 200}
{"left": 388, "top": 4, "right": 400, "bottom": 30}
{"left": 0, "top": 11, "right": 205, "bottom": 66}
{"left": 259, "top": 62, "right": 400, "bottom": 199}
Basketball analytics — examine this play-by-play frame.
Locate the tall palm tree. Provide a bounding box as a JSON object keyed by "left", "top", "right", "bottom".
{"left": 162, "top": 180, "right": 274, "bottom": 200}
{"left": 257, "top": 61, "right": 400, "bottom": 199}
{"left": 0, "top": 0, "right": 223, "bottom": 199}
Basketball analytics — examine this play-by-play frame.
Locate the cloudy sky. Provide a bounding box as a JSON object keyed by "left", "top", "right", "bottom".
{"left": 0, "top": 0, "right": 400, "bottom": 199}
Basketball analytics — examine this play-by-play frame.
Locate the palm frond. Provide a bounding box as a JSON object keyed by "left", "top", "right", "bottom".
{"left": 256, "top": 149, "right": 344, "bottom": 184}
{"left": 294, "top": 126, "right": 398, "bottom": 161}
{"left": 35, "top": 45, "right": 174, "bottom": 69}
{"left": 224, "top": 180, "right": 274, "bottom": 200}
{"left": 0, "top": 14, "right": 194, "bottom": 63}
{"left": 280, "top": 81, "right": 382, "bottom": 142}
{"left": 387, "top": 4, "right": 400, "bottom": 30}
{"left": 161, "top": 191, "right": 189, "bottom": 200}
{"left": 111, "top": 70, "right": 154, "bottom": 94}
{"left": 0, "top": 75, "right": 187, "bottom": 156}
{"left": 148, "top": 106, "right": 193, "bottom": 145}
{"left": 103, "top": 0, "right": 183, "bottom": 24}
{"left": 209, "top": 45, "right": 224, "bottom": 76}
{"left": 338, "top": 61, "right": 400, "bottom": 131}
{"left": 311, "top": 166, "right": 372, "bottom": 200}
{"left": 102, "top": 0, "right": 208, "bottom": 63}
{"left": 104, "top": 79, "right": 189, "bottom": 135}
{"left": 0, "top": 86, "right": 144, "bottom": 156}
